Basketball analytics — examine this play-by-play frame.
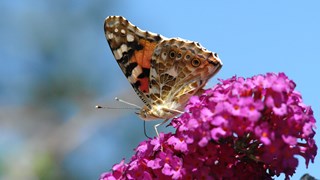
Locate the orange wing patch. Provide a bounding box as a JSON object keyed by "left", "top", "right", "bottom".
{"left": 133, "top": 39, "right": 158, "bottom": 69}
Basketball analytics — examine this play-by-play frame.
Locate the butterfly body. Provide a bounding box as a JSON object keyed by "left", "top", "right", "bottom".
{"left": 104, "top": 16, "right": 222, "bottom": 121}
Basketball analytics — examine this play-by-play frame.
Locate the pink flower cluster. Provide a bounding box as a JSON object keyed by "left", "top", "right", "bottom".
{"left": 100, "top": 73, "right": 317, "bottom": 180}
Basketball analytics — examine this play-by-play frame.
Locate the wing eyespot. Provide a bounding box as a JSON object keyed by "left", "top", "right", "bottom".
{"left": 185, "top": 54, "right": 191, "bottom": 60}
{"left": 161, "top": 52, "right": 167, "bottom": 59}
{"left": 176, "top": 52, "right": 182, "bottom": 60}
{"left": 169, "top": 50, "right": 176, "bottom": 59}
{"left": 191, "top": 58, "right": 201, "bottom": 67}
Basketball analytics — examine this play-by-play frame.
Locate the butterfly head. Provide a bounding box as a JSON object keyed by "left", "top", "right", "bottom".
{"left": 137, "top": 106, "right": 159, "bottom": 120}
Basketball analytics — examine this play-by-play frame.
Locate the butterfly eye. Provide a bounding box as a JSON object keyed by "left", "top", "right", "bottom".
{"left": 191, "top": 58, "right": 201, "bottom": 67}
{"left": 169, "top": 50, "right": 176, "bottom": 59}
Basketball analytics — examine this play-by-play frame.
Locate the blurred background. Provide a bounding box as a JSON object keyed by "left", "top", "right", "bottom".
{"left": 0, "top": 0, "right": 319, "bottom": 179}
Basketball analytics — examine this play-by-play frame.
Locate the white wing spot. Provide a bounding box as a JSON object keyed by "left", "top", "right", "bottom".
{"left": 114, "top": 28, "right": 118, "bottom": 32}
{"left": 132, "top": 65, "right": 142, "bottom": 79}
{"left": 113, "top": 44, "right": 128, "bottom": 60}
{"left": 107, "top": 33, "right": 114, "bottom": 39}
{"left": 113, "top": 49, "right": 122, "bottom": 60}
{"left": 121, "top": 29, "right": 126, "bottom": 34}
{"left": 120, "top": 44, "right": 128, "bottom": 53}
{"left": 127, "top": 34, "right": 134, "bottom": 42}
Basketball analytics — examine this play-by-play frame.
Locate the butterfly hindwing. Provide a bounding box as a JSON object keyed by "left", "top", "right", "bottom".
{"left": 148, "top": 38, "right": 222, "bottom": 112}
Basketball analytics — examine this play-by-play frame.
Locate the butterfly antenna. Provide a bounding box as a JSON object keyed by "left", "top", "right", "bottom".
{"left": 115, "top": 97, "right": 142, "bottom": 109}
{"left": 95, "top": 105, "right": 140, "bottom": 110}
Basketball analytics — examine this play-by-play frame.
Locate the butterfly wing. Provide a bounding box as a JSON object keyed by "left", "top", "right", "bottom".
{"left": 104, "top": 16, "right": 223, "bottom": 120}
{"left": 148, "top": 38, "right": 223, "bottom": 112}
{"left": 104, "top": 16, "right": 165, "bottom": 106}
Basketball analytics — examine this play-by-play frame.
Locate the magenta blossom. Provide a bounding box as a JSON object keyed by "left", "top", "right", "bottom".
{"left": 100, "top": 73, "right": 317, "bottom": 180}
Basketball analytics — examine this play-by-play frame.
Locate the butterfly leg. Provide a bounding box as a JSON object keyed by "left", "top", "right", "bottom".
{"left": 154, "top": 119, "right": 169, "bottom": 137}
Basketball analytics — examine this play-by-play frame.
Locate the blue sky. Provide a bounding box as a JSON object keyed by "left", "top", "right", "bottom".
{"left": 0, "top": 0, "right": 319, "bottom": 179}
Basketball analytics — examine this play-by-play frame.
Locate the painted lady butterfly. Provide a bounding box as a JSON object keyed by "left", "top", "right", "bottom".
{"left": 104, "top": 16, "right": 222, "bottom": 132}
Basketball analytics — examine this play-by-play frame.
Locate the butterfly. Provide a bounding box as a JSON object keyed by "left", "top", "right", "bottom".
{"left": 104, "top": 16, "right": 222, "bottom": 135}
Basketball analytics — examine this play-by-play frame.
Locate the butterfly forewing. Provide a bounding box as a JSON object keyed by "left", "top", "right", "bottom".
{"left": 104, "top": 16, "right": 164, "bottom": 106}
